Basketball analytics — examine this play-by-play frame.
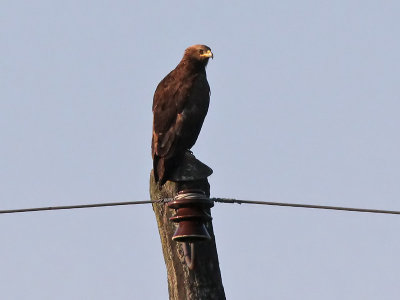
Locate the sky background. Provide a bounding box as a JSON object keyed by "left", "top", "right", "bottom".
{"left": 1, "top": 1, "right": 400, "bottom": 299}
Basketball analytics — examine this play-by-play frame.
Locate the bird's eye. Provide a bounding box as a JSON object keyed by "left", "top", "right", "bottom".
{"left": 199, "top": 49, "right": 204, "bottom": 55}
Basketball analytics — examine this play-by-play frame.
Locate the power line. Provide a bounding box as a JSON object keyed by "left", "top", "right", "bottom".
{"left": 212, "top": 198, "right": 400, "bottom": 215}
{"left": 1, "top": 198, "right": 400, "bottom": 215}
{"left": 0, "top": 200, "right": 159, "bottom": 214}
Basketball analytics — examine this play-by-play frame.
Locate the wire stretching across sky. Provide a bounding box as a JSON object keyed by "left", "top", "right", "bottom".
{"left": 1, "top": 198, "right": 400, "bottom": 215}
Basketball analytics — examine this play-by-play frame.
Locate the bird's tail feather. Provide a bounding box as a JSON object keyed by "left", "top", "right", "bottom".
{"left": 153, "top": 156, "right": 168, "bottom": 186}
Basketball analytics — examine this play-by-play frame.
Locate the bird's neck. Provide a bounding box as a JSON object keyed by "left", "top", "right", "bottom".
{"left": 178, "top": 58, "right": 207, "bottom": 75}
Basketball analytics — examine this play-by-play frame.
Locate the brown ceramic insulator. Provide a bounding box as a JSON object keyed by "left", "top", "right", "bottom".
{"left": 167, "top": 189, "right": 214, "bottom": 242}
{"left": 172, "top": 220, "right": 211, "bottom": 242}
{"left": 170, "top": 207, "right": 212, "bottom": 222}
{"left": 168, "top": 190, "right": 214, "bottom": 210}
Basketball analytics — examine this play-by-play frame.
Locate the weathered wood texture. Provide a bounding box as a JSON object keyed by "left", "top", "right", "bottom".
{"left": 150, "top": 172, "right": 226, "bottom": 300}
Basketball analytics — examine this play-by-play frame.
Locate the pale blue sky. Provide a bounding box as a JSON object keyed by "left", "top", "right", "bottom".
{"left": 1, "top": 1, "right": 400, "bottom": 299}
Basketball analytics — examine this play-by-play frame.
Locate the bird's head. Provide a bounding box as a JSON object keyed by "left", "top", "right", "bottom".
{"left": 183, "top": 44, "right": 213, "bottom": 66}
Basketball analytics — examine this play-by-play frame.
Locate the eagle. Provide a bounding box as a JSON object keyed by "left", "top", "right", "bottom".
{"left": 152, "top": 44, "right": 213, "bottom": 185}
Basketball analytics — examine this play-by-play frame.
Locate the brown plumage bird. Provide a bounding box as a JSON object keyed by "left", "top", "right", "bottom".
{"left": 152, "top": 44, "right": 213, "bottom": 185}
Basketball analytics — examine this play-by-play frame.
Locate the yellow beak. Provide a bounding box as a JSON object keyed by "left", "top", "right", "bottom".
{"left": 201, "top": 49, "right": 213, "bottom": 59}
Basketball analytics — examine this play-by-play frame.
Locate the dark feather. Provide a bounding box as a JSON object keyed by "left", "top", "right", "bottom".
{"left": 152, "top": 45, "right": 213, "bottom": 184}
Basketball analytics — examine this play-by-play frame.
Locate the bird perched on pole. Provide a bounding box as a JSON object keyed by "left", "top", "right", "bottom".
{"left": 152, "top": 44, "right": 213, "bottom": 185}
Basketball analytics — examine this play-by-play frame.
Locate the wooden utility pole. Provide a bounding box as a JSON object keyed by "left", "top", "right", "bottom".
{"left": 150, "top": 171, "right": 226, "bottom": 300}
